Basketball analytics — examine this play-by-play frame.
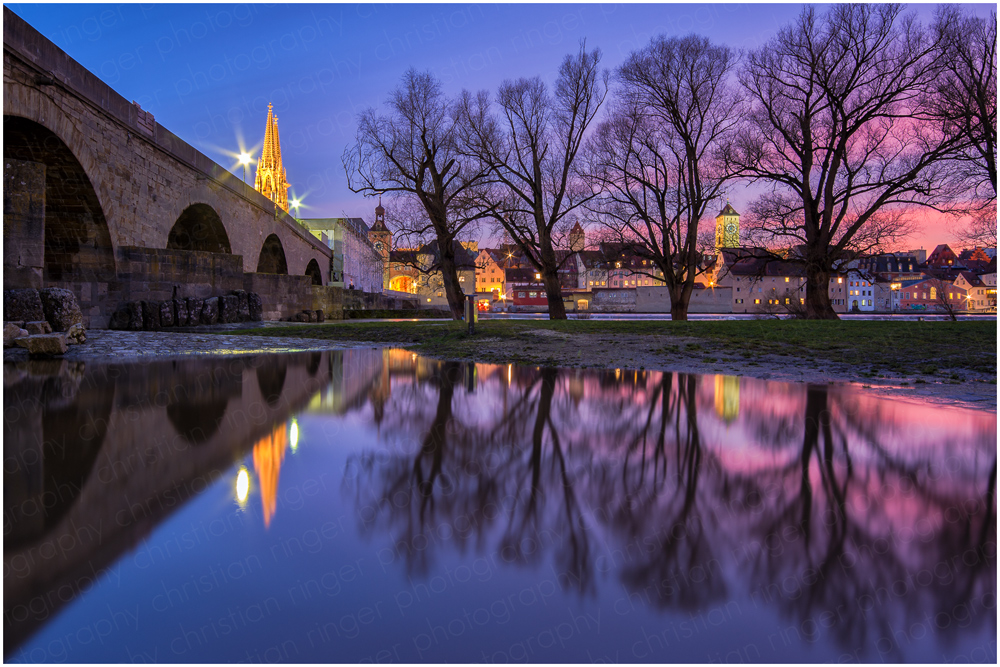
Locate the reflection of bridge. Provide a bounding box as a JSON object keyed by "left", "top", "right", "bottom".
{"left": 3, "top": 9, "right": 333, "bottom": 326}
{"left": 2, "top": 351, "right": 333, "bottom": 655}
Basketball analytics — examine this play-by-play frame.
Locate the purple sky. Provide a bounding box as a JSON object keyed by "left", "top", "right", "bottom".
{"left": 7, "top": 3, "right": 994, "bottom": 249}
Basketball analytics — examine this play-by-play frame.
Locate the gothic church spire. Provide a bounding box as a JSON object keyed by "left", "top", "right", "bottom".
{"left": 254, "top": 103, "right": 290, "bottom": 212}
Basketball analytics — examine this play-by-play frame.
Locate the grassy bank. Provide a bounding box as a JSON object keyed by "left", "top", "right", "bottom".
{"left": 226, "top": 319, "right": 997, "bottom": 379}
{"left": 342, "top": 308, "right": 451, "bottom": 319}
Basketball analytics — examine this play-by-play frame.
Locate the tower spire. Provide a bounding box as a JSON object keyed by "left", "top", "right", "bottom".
{"left": 254, "top": 103, "right": 290, "bottom": 211}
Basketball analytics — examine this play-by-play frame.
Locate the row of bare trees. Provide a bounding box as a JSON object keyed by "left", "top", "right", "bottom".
{"left": 344, "top": 4, "right": 996, "bottom": 320}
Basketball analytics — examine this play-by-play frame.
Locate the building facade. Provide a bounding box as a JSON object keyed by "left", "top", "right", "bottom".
{"left": 299, "top": 217, "right": 383, "bottom": 292}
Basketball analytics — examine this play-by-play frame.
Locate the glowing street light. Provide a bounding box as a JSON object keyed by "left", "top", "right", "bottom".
{"left": 236, "top": 467, "right": 250, "bottom": 505}
{"left": 239, "top": 152, "right": 251, "bottom": 185}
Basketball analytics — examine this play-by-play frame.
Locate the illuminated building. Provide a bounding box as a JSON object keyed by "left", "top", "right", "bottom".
{"left": 252, "top": 424, "right": 288, "bottom": 527}
{"left": 253, "top": 103, "right": 290, "bottom": 212}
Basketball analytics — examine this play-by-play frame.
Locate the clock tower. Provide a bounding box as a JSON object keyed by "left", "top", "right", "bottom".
{"left": 715, "top": 202, "right": 739, "bottom": 249}
{"left": 368, "top": 198, "right": 392, "bottom": 289}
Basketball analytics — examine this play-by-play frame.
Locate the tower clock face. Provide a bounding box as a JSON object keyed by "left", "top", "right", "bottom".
{"left": 375, "top": 242, "right": 383, "bottom": 251}
{"left": 726, "top": 224, "right": 736, "bottom": 233}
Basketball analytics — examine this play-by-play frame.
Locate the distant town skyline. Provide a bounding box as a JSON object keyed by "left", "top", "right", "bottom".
{"left": 8, "top": 2, "right": 995, "bottom": 250}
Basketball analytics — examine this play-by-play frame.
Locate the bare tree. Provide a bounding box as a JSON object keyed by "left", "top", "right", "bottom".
{"left": 583, "top": 35, "right": 741, "bottom": 320}
{"left": 343, "top": 69, "right": 491, "bottom": 319}
{"left": 933, "top": 7, "right": 998, "bottom": 248}
{"left": 727, "top": 4, "right": 966, "bottom": 319}
{"left": 956, "top": 209, "right": 998, "bottom": 247}
{"left": 933, "top": 6, "right": 997, "bottom": 204}
{"left": 460, "top": 44, "right": 609, "bottom": 319}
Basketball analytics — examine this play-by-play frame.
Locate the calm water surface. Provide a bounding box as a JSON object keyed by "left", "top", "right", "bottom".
{"left": 3, "top": 350, "right": 996, "bottom": 663}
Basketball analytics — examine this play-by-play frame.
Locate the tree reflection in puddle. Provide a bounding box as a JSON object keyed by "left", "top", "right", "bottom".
{"left": 345, "top": 353, "right": 996, "bottom": 661}
{"left": 3, "top": 349, "right": 994, "bottom": 662}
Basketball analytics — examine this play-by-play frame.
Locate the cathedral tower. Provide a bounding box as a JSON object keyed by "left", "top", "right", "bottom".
{"left": 367, "top": 198, "right": 391, "bottom": 290}
{"left": 715, "top": 202, "right": 739, "bottom": 249}
{"left": 254, "top": 103, "right": 290, "bottom": 212}
{"left": 569, "top": 221, "right": 585, "bottom": 252}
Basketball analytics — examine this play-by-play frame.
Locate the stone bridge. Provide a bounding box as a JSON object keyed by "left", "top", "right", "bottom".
{"left": 3, "top": 8, "right": 334, "bottom": 327}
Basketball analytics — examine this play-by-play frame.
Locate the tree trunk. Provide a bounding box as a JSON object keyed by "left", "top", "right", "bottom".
{"left": 542, "top": 268, "right": 567, "bottom": 320}
{"left": 669, "top": 281, "right": 695, "bottom": 321}
{"left": 437, "top": 244, "right": 466, "bottom": 320}
{"left": 804, "top": 263, "right": 839, "bottom": 320}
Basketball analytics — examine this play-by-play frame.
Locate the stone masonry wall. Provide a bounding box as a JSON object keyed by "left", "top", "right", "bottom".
{"left": 3, "top": 158, "right": 45, "bottom": 289}
{"left": 243, "top": 273, "right": 314, "bottom": 321}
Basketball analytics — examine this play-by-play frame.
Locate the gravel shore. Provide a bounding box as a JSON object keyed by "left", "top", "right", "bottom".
{"left": 4, "top": 326, "right": 995, "bottom": 412}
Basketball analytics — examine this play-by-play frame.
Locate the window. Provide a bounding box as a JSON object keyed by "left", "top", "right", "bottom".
{"left": 529, "top": 291, "right": 537, "bottom": 298}
{"left": 754, "top": 299, "right": 761, "bottom": 304}
{"left": 785, "top": 277, "right": 790, "bottom": 283}
{"left": 518, "top": 292, "right": 526, "bottom": 298}
{"left": 785, "top": 298, "right": 791, "bottom": 305}
{"left": 800, "top": 298, "right": 805, "bottom": 305}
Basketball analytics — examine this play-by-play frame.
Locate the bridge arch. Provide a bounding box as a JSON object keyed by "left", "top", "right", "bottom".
{"left": 167, "top": 204, "right": 232, "bottom": 254}
{"left": 257, "top": 234, "right": 288, "bottom": 274}
{"left": 3, "top": 115, "right": 116, "bottom": 283}
{"left": 305, "top": 258, "right": 322, "bottom": 285}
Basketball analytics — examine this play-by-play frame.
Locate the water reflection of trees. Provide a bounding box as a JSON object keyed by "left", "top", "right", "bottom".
{"left": 346, "top": 359, "right": 996, "bottom": 657}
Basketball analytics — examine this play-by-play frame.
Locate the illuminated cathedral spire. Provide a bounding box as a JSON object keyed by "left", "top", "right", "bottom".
{"left": 254, "top": 103, "right": 290, "bottom": 212}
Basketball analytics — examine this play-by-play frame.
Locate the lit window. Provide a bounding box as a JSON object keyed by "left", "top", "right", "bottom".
{"left": 754, "top": 299, "right": 761, "bottom": 304}
{"left": 529, "top": 292, "right": 537, "bottom": 298}
{"left": 785, "top": 277, "right": 790, "bottom": 283}
{"left": 838, "top": 278, "right": 843, "bottom": 284}
{"left": 800, "top": 298, "right": 805, "bottom": 305}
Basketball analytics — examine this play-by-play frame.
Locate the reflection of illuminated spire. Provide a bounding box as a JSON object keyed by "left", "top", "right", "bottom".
{"left": 252, "top": 423, "right": 288, "bottom": 527}
{"left": 714, "top": 375, "right": 740, "bottom": 424}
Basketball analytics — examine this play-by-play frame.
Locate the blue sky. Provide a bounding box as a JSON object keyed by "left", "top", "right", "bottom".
{"left": 7, "top": 3, "right": 993, "bottom": 247}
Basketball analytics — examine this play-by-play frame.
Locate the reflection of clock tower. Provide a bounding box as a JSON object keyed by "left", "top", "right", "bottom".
{"left": 368, "top": 198, "right": 391, "bottom": 289}
{"left": 715, "top": 202, "right": 739, "bottom": 249}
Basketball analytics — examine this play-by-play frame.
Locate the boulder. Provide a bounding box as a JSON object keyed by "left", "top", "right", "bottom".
{"left": 110, "top": 303, "right": 137, "bottom": 330}
{"left": 141, "top": 301, "right": 161, "bottom": 330}
{"left": 201, "top": 297, "right": 219, "bottom": 325}
{"left": 219, "top": 295, "right": 241, "bottom": 323}
{"left": 38, "top": 288, "right": 83, "bottom": 332}
{"left": 248, "top": 293, "right": 263, "bottom": 321}
{"left": 230, "top": 290, "right": 251, "bottom": 321}
{"left": 119, "top": 302, "right": 144, "bottom": 330}
{"left": 14, "top": 333, "right": 68, "bottom": 356}
{"left": 4, "top": 288, "right": 45, "bottom": 322}
{"left": 308, "top": 310, "right": 318, "bottom": 323}
{"left": 186, "top": 298, "right": 203, "bottom": 324}
{"left": 159, "top": 301, "right": 175, "bottom": 327}
{"left": 294, "top": 311, "right": 311, "bottom": 322}
{"left": 174, "top": 299, "right": 189, "bottom": 326}
{"left": 24, "top": 320, "right": 52, "bottom": 335}
{"left": 315, "top": 310, "right": 325, "bottom": 323}
{"left": 66, "top": 323, "right": 86, "bottom": 345}
{"left": 4, "top": 323, "right": 29, "bottom": 348}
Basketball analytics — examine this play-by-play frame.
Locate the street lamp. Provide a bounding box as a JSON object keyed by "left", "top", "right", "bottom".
{"left": 239, "top": 152, "right": 251, "bottom": 185}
